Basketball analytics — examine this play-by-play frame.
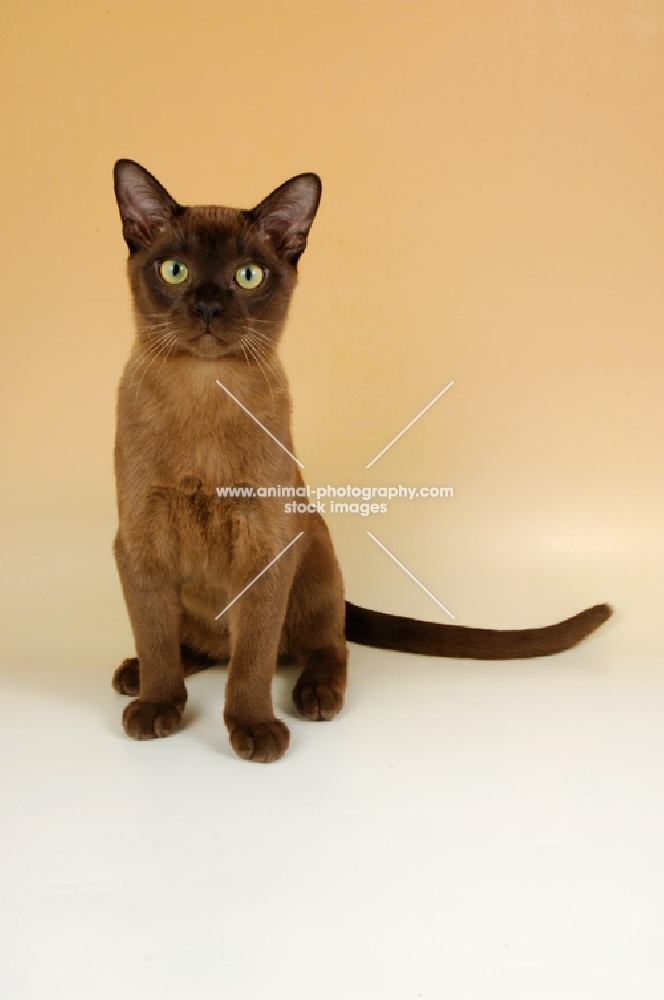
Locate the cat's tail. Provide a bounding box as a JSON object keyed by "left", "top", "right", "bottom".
{"left": 344, "top": 601, "right": 612, "bottom": 659}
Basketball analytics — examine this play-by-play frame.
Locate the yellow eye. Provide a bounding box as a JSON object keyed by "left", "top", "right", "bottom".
{"left": 159, "top": 259, "right": 189, "bottom": 284}
{"left": 235, "top": 264, "right": 264, "bottom": 290}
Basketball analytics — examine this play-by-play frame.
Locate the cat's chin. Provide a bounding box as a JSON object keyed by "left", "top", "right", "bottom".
{"left": 187, "top": 332, "right": 235, "bottom": 360}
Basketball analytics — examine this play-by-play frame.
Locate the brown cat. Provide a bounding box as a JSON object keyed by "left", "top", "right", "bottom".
{"left": 111, "top": 160, "right": 611, "bottom": 762}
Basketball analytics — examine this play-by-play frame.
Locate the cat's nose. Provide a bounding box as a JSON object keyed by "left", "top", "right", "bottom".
{"left": 194, "top": 300, "right": 222, "bottom": 327}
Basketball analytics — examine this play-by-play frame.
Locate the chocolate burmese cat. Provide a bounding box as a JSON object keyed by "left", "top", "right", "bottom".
{"left": 111, "top": 160, "right": 611, "bottom": 762}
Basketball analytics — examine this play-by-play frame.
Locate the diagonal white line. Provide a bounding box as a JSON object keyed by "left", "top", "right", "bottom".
{"left": 216, "top": 379, "right": 305, "bottom": 468}
{"left": 365, "top": 380, "right": 454, "bottom": 469}
{"left": 215, "top": 532, "right": 304, "bottom": 620}
{"left": 366, "top": 532, "right": 455, "bottom": 620}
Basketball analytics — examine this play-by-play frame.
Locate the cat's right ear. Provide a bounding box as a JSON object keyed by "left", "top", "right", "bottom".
{"left": 113, "top": 160, "right": 182, "bottom": 253}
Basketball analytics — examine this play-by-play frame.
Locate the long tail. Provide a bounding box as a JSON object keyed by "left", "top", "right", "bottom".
{"left": 344, "top": 601, "right": 612, "bottom": 660}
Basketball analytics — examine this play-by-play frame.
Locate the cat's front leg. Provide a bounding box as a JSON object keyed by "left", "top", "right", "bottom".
{"left": 223, "top": 553, "right": 294, "bottom": 763}
{"left": 114, "top": 535, "right": 187, "bottom": 740}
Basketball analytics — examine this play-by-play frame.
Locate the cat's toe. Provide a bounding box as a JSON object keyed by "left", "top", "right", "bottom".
{"left": 122, "top": 698, "right": 185, "bottom": 740}
{"left": 227, "top": 718, "right": 290, "bottom": 763}
{"left": 112, "top": 657, "right": 140, "bottom": 696}
{"left": 293, "top": 679, "right": 344, "bottom": 721}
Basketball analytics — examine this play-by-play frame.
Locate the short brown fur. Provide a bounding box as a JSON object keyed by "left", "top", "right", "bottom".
{"left": 112, "top": 160, "right": 612, "bottom": 762}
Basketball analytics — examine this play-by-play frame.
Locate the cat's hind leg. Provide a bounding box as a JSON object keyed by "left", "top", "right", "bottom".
{"left": 112, "top": 644, "right": 220, "bottom": 697}
{"left": 292, "top": 645, "right": 347, "bottom": 721}
{"left": 113, "top": 603, "right": 229, "bottom": 697}
{"left": 112, "top": 657, "right": 140, "bottom": 697}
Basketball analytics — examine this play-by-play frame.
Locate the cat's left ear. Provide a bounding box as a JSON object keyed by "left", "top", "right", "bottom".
{"left": 114, "top": 159, "right": 182, "bottom": 253}
{"left": 250, "top": 173, "right": 322, "bottom": 265}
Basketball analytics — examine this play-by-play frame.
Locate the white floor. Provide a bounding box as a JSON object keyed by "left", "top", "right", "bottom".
{"left": 0, "top": 493, "right": 661, "bottom": 999}
{"left": 2, "top": 598, "right": 663, "bottom": 999}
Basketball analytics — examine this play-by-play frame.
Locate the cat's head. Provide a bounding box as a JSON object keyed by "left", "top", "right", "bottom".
{"left": 113, "top": 160, "right": 321, "bottom": 360}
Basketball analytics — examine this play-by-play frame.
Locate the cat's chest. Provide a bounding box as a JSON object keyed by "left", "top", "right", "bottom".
{"left": 118, "top": 363, "right": 293, "bottom": 491}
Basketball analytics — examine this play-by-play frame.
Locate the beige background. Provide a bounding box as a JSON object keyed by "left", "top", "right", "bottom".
{"left": 2, "top": 6, "right": 664, "bottom": 994}
{"left": 1, "top": 0, "right": 662, "bottom": 672}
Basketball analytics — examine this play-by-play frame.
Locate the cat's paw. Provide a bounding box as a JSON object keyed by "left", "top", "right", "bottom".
{"left": 293, "top": 678, "right": 344, "bottom": 721}
{"left": 227, "top": 718, "right": 290, "bottom": 763}
{"left": 122, "top": 698, "right": 186, "bottom": 740}
{"left": 112, "top": 657, "right": 140, "bottom": 696}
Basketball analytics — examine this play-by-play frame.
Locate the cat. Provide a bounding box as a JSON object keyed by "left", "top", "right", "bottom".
{"left": 111, "top": 159, "right": 612, "bottom": 762}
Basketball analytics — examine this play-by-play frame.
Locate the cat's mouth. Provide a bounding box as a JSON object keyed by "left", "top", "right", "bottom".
{"left": 190, "top": 330, "right": 226, "bottom": 343}
{"left": 187, "top": 329, "right": 236, "bottom": 358}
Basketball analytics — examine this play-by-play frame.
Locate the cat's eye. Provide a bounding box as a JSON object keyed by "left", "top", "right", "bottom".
{"left": 234, "top": 264, "right": 265, "bottom": 290}
{"left": 159, "top": 259, "right": 189, "bottom": 284}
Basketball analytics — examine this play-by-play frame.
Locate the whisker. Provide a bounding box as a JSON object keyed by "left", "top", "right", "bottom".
{"left": 133, "top": 334, "right": 178, "bottom": 396}
{"left": 153, "top": 332, "right": 180, "bottom": 383}
{"left": 239, "top": 336, "right": 250, "bottom": 369}
{"left": 242, "top": 326, "right": 277, "bottom": 355}
{"left": 137, "top": 320, "right": 181, "bottom": 335}
{"left": 127, "top": 330, "right": 178, "bottom": 395}
{"left": 243, "top": 336, "right": 276, "bottom": 412}
{"left": 126, "top": 338, "right": 167, "bottom": 382}
{"left": 243, "top": 331, "right": 287, "bottom": 392}
{"left": 243, "top": 325, "right": 275, "bottom": 345}
{"left": 246, "top": 337, "right": 280, "bottom": 374}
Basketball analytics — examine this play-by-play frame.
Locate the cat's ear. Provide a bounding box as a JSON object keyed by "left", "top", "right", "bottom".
{"left": 114, "top": 159, "right": 182, "bottom": 253}
{"left": 250, "top": 173, "right": 322, "bottom": 265}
